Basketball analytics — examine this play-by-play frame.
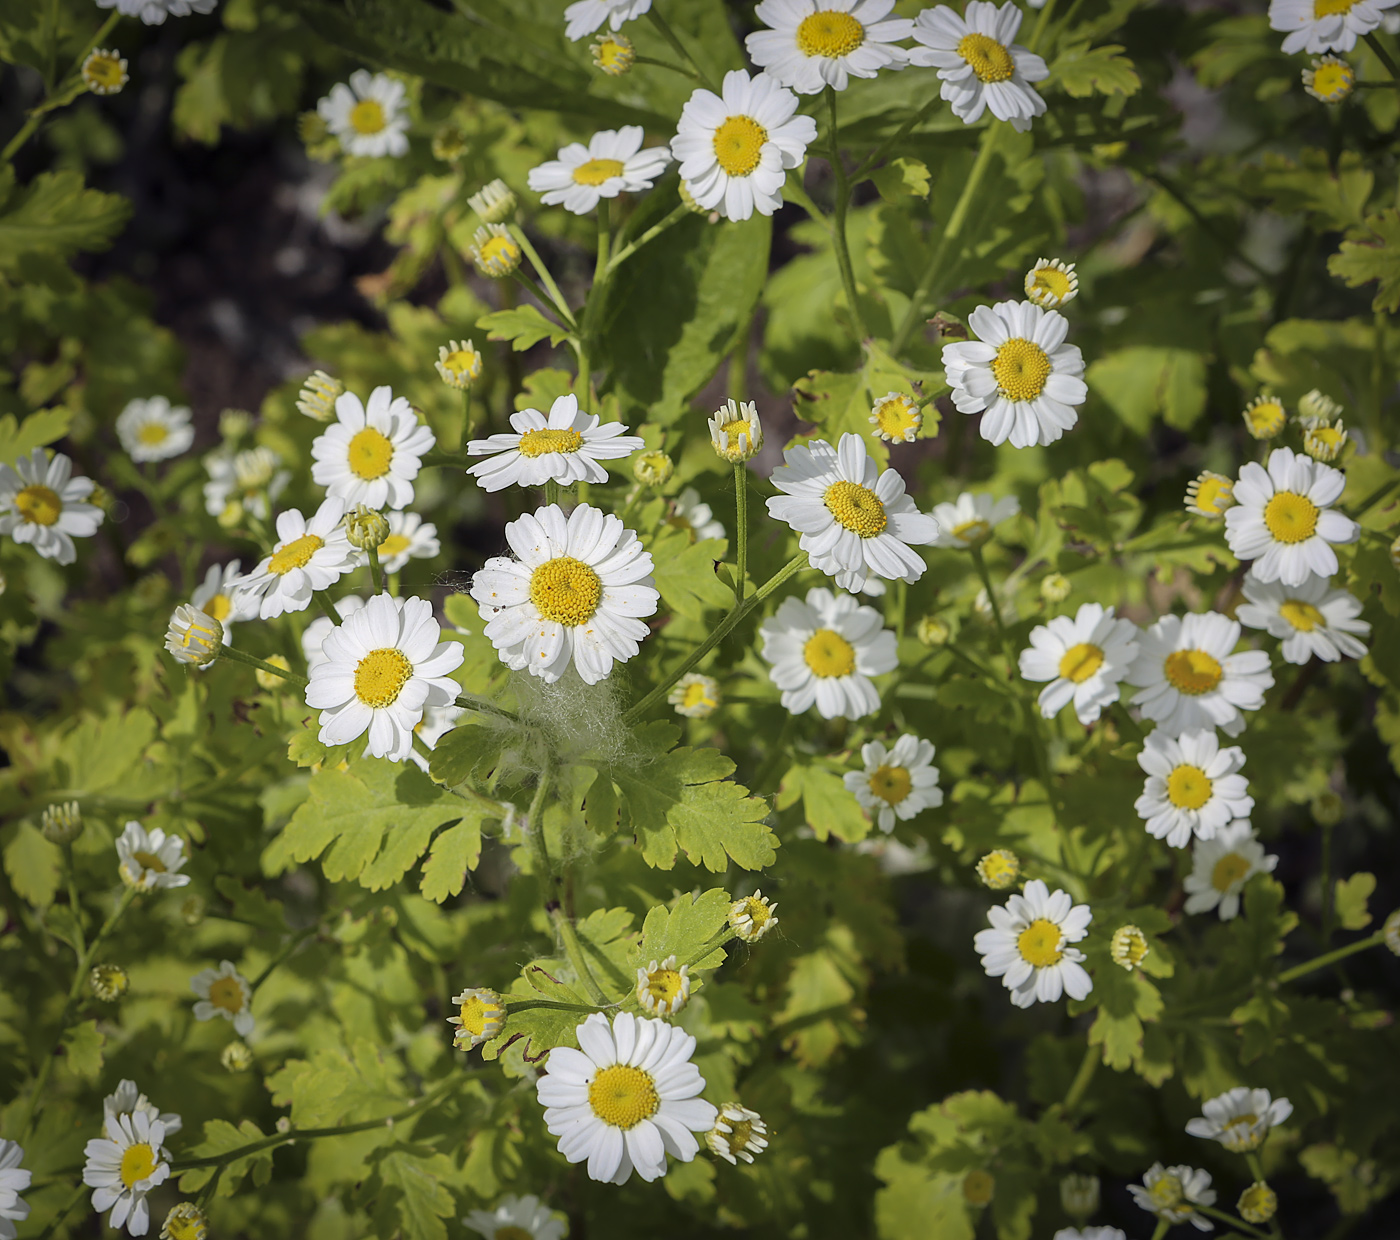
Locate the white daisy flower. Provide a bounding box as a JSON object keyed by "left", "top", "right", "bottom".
{"left": 317, "top": 70, "right": 409, "bottom": 158}
{"left": 1183, "top": 821, "right": 1278, "bottom": 921}
{"left": 95, "top": 0, "right": 217, "bottom": 25}
{"left": 190, "top": 561, "right": 256, "bottom": 642}
{"left": 536, "top": 1011, "right": 717, "bottom": 1184}
{"left": 376, "top": 510, "right": 440, "bottom": 574}
{"left": 1126, "top": 612, "right": 1275, "bottom": 738}
{"left": 1269, "top": 0, "right": 1399, "bottom": 53}
{"left": 670, "top": 69, "right": 818, "bottom": 221}
{"left": 0, "top": 448, "right": 104, "bottom": 565}
{"left": 82, "top": 1111, "right": 171, "bottom": 1236}
{"left": 116, "top": 396, "right": 195, "bottom": 463}
{"left": 942, "top": 300, "right": 1087, "bottom": 448}
{"left": 305, "top": 593, "right": 465, "bottom": 763}
{"left": 231, "top": 499, "right": 357, "bottom": 620}
{"left": 103, "top": 1081, "right": 182, "bottom": 1137}
{"left": 1024, "top": 257, "right": 1078, "bottom": 308}
{"left": 842, "top": 734, "right": 942, "bottom": 833}
{"left": 766, "top": 433, "right": 938, "bottom": 596}
{"left": 311, "top": 386, "right": 434, "bottom": 511}
{"left": 463, "top": 1194, "right": 566, "bottom": 1240}
{"left": 973, "top": 878, "right": 1093, "bottom": 1008}
{"left": 1236, "top": 570, "right": 1368, "bottom": 664}
{"left": 1186, "top": 1087, "right": 1293, "bottom": 1153}
{"left": 467, "top": 394, "right": 643, "bottom": 492}
{"left": 668, "top": 672, "right": 720, "bottom": 718}
{"left": 1129, "top": 1163, "right": 1216, "bottom": 1230}
{"left": 0, "top": 1141, "right": 31, "bottom": 1240}
{"left": 1224, "top": 447, "right": 1358, "bottom": 586}
{"left": 669, "top": 487, "right": 725, "bottom": 542}
{"left": 201, "top": 446, "right": 289, "bottom": 523}
{"left": 1018, "top": 602, "right": 1141, "bottom": 725}
{"left": 116, "top": 822, "right": 191, "bottom": 892}
{"left": 930, "top": 491, "right": 1020, "bottom": 549}
{"left": 706, "top": 1102, "right": 769, "bottom": 1165}
{"left": 190, "top": 960, "right": 255, "bottom": 1037}
{"left": 302, "top": 596, "right": 367, "bottom": 672}
{"left": 527, "top": 126, "right": 671, "bottom": 215}
{"left": 635, "top": 955, "right": 691, "bottom": 1016}
{"left": 758, "top": 586, "right": 898, "bottom": 718}
{"left": 908, "top": 1, "right": 1049, "bottom": 132}
{"left": 563, "top": 0, "right": 651, "bottom": 41}
{"left": 1134, "top": 728, "right": 1254, "bottom": 849}
{"left": 746, "top": 0, "right": 915, "bottom": 95}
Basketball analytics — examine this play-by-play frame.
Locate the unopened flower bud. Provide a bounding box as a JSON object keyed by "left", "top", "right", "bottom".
{"left": 1185, "top": 471, "right": 1235, "bottom": 519}
{"left": 82, "top": 48, "right": 129, "bottom": 95}
{"left": 165, "top": 605, "right": 224, "bottom": 667}
{"left": 976, "top": 849, "right": 1019, "bottom": 890}
{"left": 90, "top": 963, "right": 129, "bottom": 1002}
{"left": 634, "top": 450, "right": 674, "bottom": 487}
{"left": 1040, "top": 572, "right": 1072, "bottom": 603}
{"left": 708, "top": 399, "right": 763, "bottom": 463}
{"left": 162, "top": 1201, "right": 209, "bottom": 1240}
{"left": 1243, "top": 393, "right": 1286, "bottom": 439}
{"left": 345, "top": 504, "right": 390, "bottom": 552}
{"left": 1303, "top": 56, "right": 1354, "bottom": 103}
{"left": 467, "top": 179, "right": 517, "bottom": 224}
{"left": 180, "top": 895, "right": 206, "bottom": 927}
{"left": 1024, "top": 257, "right": 1078, "bottom": 309}
{"left": 436, "top": 339, "right": 482, "bottom": 390}
{"left": 1238, "top": 1182, "right": 1277, "bottom": 1225}
{"left": 962, "top": 1169, "right": 994, "bottom": 1206}
{"left": 468, "top": 224, "right": 521, "bottom": 278}
{"left": 1383, "top": 908, "right": 1400, "bottom": 957}
{"left": 256, "top": 654, "right": 292, "bottom": 692}
{"left": 41, "top": 801, "right": 83, "bottom": 845}
{"left": 221, "top": 1041, "right": 254, "bottom": 1074}
{"left": 729, "top": 890, "right": 778, "bottom": 942}
{"left": 296, "top": 370, "right": 342, "bottom": 422}
{"left": 1312, "top": 789, "right": 1344, "bottom": 826}
{"left": 1304, "top": 420, "right": 1348, "bottom": 462}
{"left": 298, "top": 111, "right": 330, "bottom": 148}
{"left": 219, "top": 409, "right": 253, "bottom": 442}
{"left": 1110, "top": 924, "right": 1150, "bottom": 971}
{"left": 1060, "top": 1173, "right": 1100, "bottom": 1220}
{"left": 1298, "top": 388, "right": 1343, "bottom": 424}
{"left": 431, "top": 122, "right": 467, "bottom": 164}
{"left": 916, "top": 614, "right": 951, "bottom": 647}
{"left": 591, "top": 32, "right": 635, "bottom": 76}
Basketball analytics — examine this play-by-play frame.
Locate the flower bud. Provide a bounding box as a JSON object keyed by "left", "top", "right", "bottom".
{"left": 436, "top": 339, "right": 482, "bottom": 390}
{"left": 1039, "top": 572, "right": 1072, "bottom": 603}
{"left": 962, "top": 1169, "right": 994, "bottom": 1207}
{"left": 41, "top": 801, "right": 83, "bottom": 845}
{"left": 162, "top": 1201, "right": 210, "bottom": 1240}
{"left": 668, "top": 672, "right": 719, "bottom": 718}
{"left": 869, "top": 392, "right": 921, "bottom": 444}
{"left": 221, "top": 1042, "right": 254, "bottom": 1074}
{"left": 82, "top": 48, "right": 128, "bottom": 95}
{"left": 180, "top": 895, "right": 206, "bottom": 927}
{"left": 591, "top": 32, "right": 635, "bottom": 76}
{"left": 345, "top": 504, "right": 390, "bottom": 552}
{"left": 1304, "top": 420, "right": 1348, "bottom": 462}
{"left": 729, "top": 890, "right": 778, "bottom": 941}
{"left": 90, "top": 963, "right": 129, "bottom": 1002}
{"left": 431, "top": 122, "right": 467, "bottom": 164}
{"left": 1060, "top": 1173, "right": 1100, "bottom": 1220}
{"left": 1242, "top": 393, "right": 1286, "bottom": 439}
{"left": 1110, "top": 924, "right": 1150, "bottom": 971}
{"left": 255, "top": 654, "right": 293, "bottom": 692}
{"left": 1238, "top": 1182, "right": 1277, "bottom": 1225}
{"left": 916, "top": 614, "right": 951, "bottom": 647}
{"left": 1184, "top": 471, "right": 1235, "bottom": 519}
{"left": 634, "top": 450, "right": 674, "bottom": 488}
{"left": 296, "top": 370, "right": 343, "bottom": 422}
{"left": 1303, "top": 56, "right": 1354, "bottom": 103}
{"left": 708, "top": 399, "right": 763, "bottom": 463}
{"left": 468, "top": 224, "right": 522, "bottom": 278}
{"left": 976, "top": 849, "right": 1019, "bottom": 890}
{"left": 1311, "top": 788, "right": 1344, "bottom": 826}
{"left": 1298, "top": 387, "right": 1343, "bottom": 424}
{"left": 467, "top": 179, "right": 517, "bottom": 224}
{"left": 706, "top": 1102, "right": 768, "bottom": 1165}
{"left": 165, "top": 605, "right": 224, "bottom": 667}
{"left": 1383, "top": 908, "right": 1400, "bottom": 957}
{"left": 448, "top": 987, "right": 506, "bottom": 1049}
{"left": 1024, "top": 257, "right": 1078, "bottom": 309}
{"left": 219, "top": 408, "right": 253, "bottom": 442}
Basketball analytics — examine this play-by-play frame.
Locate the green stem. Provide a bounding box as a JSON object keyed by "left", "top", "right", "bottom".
{"left": 682, "top": 928, "right": 738, "bottom": 970}
{"left": 1062, "top": 1041, "right": 1098, "bottom": 1111}
{"left": 421, "top": 450, "right": 474, "bottom": 470}
{"left": 593, "top": 196, "right": 611, "bottom": 290}
{"left": 606, "top": 204, "right": 689, "bottom": 272}
{"left": 509, "top": 225, "right": 578, "bottom": 328}
{"left": 825, "top": 86, "right": 870, "bottom": 341}
{"left": 631, "top": 53, "right": 698, "bottom": 80}
{"left": 551, "top": 907, "right": 611, "bottom": 1006}
{"left": 1027, "top": 0, "right": 1059, "bottom": 52}
{"left": 367, "top": 542, "right": 385, "bottom": 596}
{"left": 457, "top": 388, "right": 473, "bottom": 455}
{"left": 733, "top": 464, "right": 748, "bottom": 604}
{"left": 220, "top": 644, "right": 310, "bottom": 691}
{"left": 969, "top": 545, "right": 1009, "bottom": 652}
{"left": 314, "top": 590, "right": 341, "bottom": 627}
{"left": 850, "top": 95, "right": 942, "bottom": 184}
{"left": 509, "top": 269, "right": 576, "bottom": 333}
{"left": 1277, "top": 930, "right": 1386, "bottom": 983}
{"left": 645, "top": 9, "right": 718, "bottom": 91}
{"left": 545, "top": 478, "right": 561, "bottom": 507}
{"left": 1150, "top": 1223, "right": 1170, "bottom": 1240}
{"left": 37, "top": 1182, "right": 86, "bottom": 1240}
{"left": 1365, "top": 31, "right": 1400, "bottom": 85}
{"left": 1196, "top": 1204, "right": 1272, "bottom": 1239}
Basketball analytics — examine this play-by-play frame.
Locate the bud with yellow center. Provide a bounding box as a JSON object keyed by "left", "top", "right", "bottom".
{"left": 1110, "top": 924, "right": 1150, "bottom": 971}
{"left": 1060, "top": 1173, "right": 1100, "bottom": 1220}
{"left": 41, "top": 801, "right": 83, "bottom": 845}
{"left": 634, "top": 450, "right": 674, "bottom": 487}
{"left": 432, "top": 122, "right": 468, "bottom": 163}
{"left": 181, "top": 895, "right": 206, "bottom": 926}
{"left": 468, "top": 179, "right": 517, "bottom": 224}
{"left": 1238, "top": 1182, "right": 1277, "bottom": 1225}
{"left": 1303, "top": 55, "right": 1355, "bottom": 103}
{"left": 219, "top": 408, "right": 253, "bottom": 442}
{"left": 976, "top": 849, "right": 1020, "bottom": 890}
{"left": 468, "top": 224, "right": 522, "bottom": 278}
{"left": 591, "top": 32, "right": 636, "bottom": 75}
{"left": 1383, "top": 907, "right": 1400, "bottom": 957}
{"left": 1040, "top": 572, "right": 1072, "bottom": 603}
{"left": 436, "top": 339, "right": 482, "bottom": 390}
{"left": 345, "top": 504, "right": 391, "bottom": 551}
{"left": 708, "top": 398, "right": 763, "bottom": 463}
{"left": 255, "top": 654, "right": 293, "bottom": 692}
{"left": 165, "top": 605, "right": 224, "bottom": 667}
{"left": 221, "top": 1041, "right": 254, "bottom": 1073}
{"left": 1303, "top": 419, "right": 1348, "bottom": 462}
{"left": 161, "top": 1202, "right": 209, "bottom": 1240}
{"left": 296, "top": 370, "right": 343, "bottom": 422}
{"left": 90, "top": 963, "right": 129, "bottom": 1002}
{"left": 916, "top": 614, "right": 951, "bottom": 647}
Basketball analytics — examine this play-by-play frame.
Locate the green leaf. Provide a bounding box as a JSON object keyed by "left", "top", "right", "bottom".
{"left": 778, "top": 761, "right": 871, "bottom": 843}
{"left": 635, "top": 888, "right": 732, "bottom": 972}
{"left": 1087, "top": 347, "right": 1207, "bottom": 432}
{"left": 1334, "top": 872, "right": 1376, "bottom": 931}
{"left": 0, "top": 408, "right": 73, "bottom": 467}
{"left": 427, "top": 720, "right": 505, "bottom": 792}
{"left": 375, "top": 1150, "right": 457, "bottom": 1240}
{"left": 265, "top": 1039, "right": 406, "bottom": 1127}
{"left": 583, "top": 768, "right": 619, "bottom": 836}
{"left": 60, "top": 1020, "right": 105, "bottom": 1082}
{"left": 178, "top": 1119, "right": 273, "bottom": 1195}
{"left": 419, "top": 814, "right": 486, "bottom": 904}
{"left": 214, "top": 875, "right": 288, "bottom": 931}
{"left": 1329, "top": 208, "right": 1400, "bottom": 313}
{"left": 1048, "top": 44, "right": 1142, "bottom": 98}
{"left": 647, "top": 529, "right": 732, "bottom": 620}
{"left": 871, "top": 157, "right": 931, "bottom": 201}
{"left": 2, "top": 822, "right": 62, "bottom": 908}
{"left": 0, "top": 170, "right": 131, "bottom": 270}
{"left": 479, "top": 304, "right": 571, "bottom": 351}
{"left": 1256, "top": 150, "right": 1373, "bottom": 232}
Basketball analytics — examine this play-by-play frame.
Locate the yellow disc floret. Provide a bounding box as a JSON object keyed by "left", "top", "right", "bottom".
{"left": 1057, "top": 642, "right": 1104, "bottom": 684}
{"left": 15, "top": 484, "right": 62, "bottom": 526}
{"left": 712, "top": 115, "right": 768, "bottom": 177}
{"left": 796, "top": 11, "right": 865, "bottom": 57}
{"left": 354, "top": 648, "right": 414, "bottom": 709}
{"left": 1164, "top": 648, "right": 1223, "bottom": 695}
{"left": 269, "top": 533, "right": 324, "bottom": 575}
{"left": 588, "top": 1064, "right": 659, "bottom": 1129}
{"left": 120, "top": 1143, "right": 158, "bottom": 1188}
{"left": 347, "top": 427, "right": 395, "bottom": 479}
{"left": 1279, "top": 599, "right": 1324, "bottom": 631}
{"left": 1166, "top": 764, "right": 1213, "bottom": 810}
{"left": 957, "top": 32, "right": 1015, "bottom": 82}
{"left": 530, "top": 556, "right": 603, "bottom": 626}
{"left": 824, "top": 480, "right": 888, "bottom": 537}
{"left": 573, "top": 157, "right": 626, "bottom": 186}
{"left": 349, "top": 99, "right": 386, "bottom": 135}
{"left": 1263, "top": 491, "right": 1319, "bottom": 544}
{"left": 1016, "top": 918, "right": 1064, "bottom": 967}
{"left": 803, "top": 628, "right": 857, "bottom": 678}
{"left": 991, "top": 338, "right": 1052, "bottom": 401}
{"left": 518, "top": 428, "right": 584, "bottom": 458}
{"left": 1211, "top": 852, "right": 1252, "bottom": 892}
{"left": 869, "top": 764, "right": 913, "bottom": 805}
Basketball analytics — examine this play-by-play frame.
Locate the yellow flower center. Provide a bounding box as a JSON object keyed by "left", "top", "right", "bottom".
{"left": 978, "top": 851, "right": 1018, "bottom": 887}
{"left": 1279, "top": 599, "right": 1325, "bottom": 631}
{"left": 824, "top": 480, "right": 888, "bottom": 538}
{"left": 458, "top": 992, "right": 503, "bottom": 1036}
{"left": 641, "top": 967, "right": 686, "bottom": 1006}
{"left": 803, "top": 628, "right": 856, "bottom": 678}
{"left": 1308, "top": 425, "right": 1346, "bottom": 451}
{"left": 796, "top": 10, "right": 865, "bottom": 57}
{"left": 1149, "top": 1173, "right": 1185, "bottom": 1209}
{"left": 1244, "top": 399, "right": 1285, "bottom": 436}
{"left": 1166, "top": 763, "right": 1213, "bottom": 810}
{"left": 530, "top": 556, "right": 603, "bottom": 626}
{"left": 874, "top": 395, "right": 921, "bottom": 439}
{"left": 1112, "top": 926, "right": 1150, "bottom": 968}
{"left": 1192, "top": 475, "right": 1234, "bottom": 514}
{"left": 132, "top": 849, "right": 166, "bottom": 873}
{"left": 572, "top": 157, "right": 626, "bottom": 186}
{"left": 138, "top": 422, "right": 170, "bottom": 445}
{"left": 120, "top": 1142, "right": 158, "bottom": 1188}
{"left": 588, "top": 1064, "right": 659, "bottom": 1130}
{"left": 477, "top": 234, "right": 520, "bottom": 270}
{"left": 991, "top": 337, "right": 1052, "bottom": 401}
{"left": 958, "top": 32, "right": 1016, "bottom": 82}
{"left": 442, "top": 349, "right": 479, "bottom": 378}
{"left": 85, "top": 53, "right": 125, "bottom": 89}
{"left": 1211, "top": 851, "right": 1253, "bottom": 892}
{"left": 164, "top": 1210, "right": 207, "bottom": 1240}
{"left": 1029, "top": 266, "right": 1074, "bottom": 301}
{"left": 720, "top": 418, "right": 753, "bottom": 449}
{"left": 1314, "top": 0, "right": 1357, "bottom": 14}
{"left": 1017, "top": 918, "right": 1064, "bottom": 967}
{"left": 1222, "top": 1116, "right": 1263, "bottom": 1151}
{"left": 1314, "top": 64, "right": 1354, "bottom": 101}
{"left": 1164, "top": 648, "right": 1223, "bottom": 695}
{"left": 15, "top": 484, "right": 61, "bottom": 526}
{"left": 517, "top": 427, "right": 584, "bottom": 457}
{"left": 378, "top": 533, "right": 412, "bottom": 561}
{"left": 208, "top": 975, "right": 245, "bottom": 1015}
{"left": 347, "top": 426, "right": 395, "bottom": 480}
{"left": 203, "top": 593, "right": 233, "bottom": 622}
{"left": 269, "top": 533, "right": 324, "bottom": 575}
{"left": 354, "top": 647, "right": 414, "bottom": 708}
{"left": 1263, "top": 491, "right": 1320, "bottom": 544}
{"left": 950, "top": 518, "right": 991, "bottom": 544}
{"left": 737, "top": 897, "right": 774, "bottom": 931}
{"left": 682, "top": 681, "right": 716, "bottom": 711}
{"left": 722, "top": 1118, "right": 756, "bottom": 1155}
{"left": 349, "top": 98, "right": 386, "bottom": 135}
{"left": 869, "top": 764, "right": 913, "bottom": 805}
{"left": 1057, "top": 642, "right": 1104, "bottom": 684}
{"left": 712, "top": 115, "right": 768, "bottom": 177}
{"left": 963, "top": 1169, "right": 995, "bottom": 1206}
{"left": 595, "top": 36, "right": 632, "bottom": 73}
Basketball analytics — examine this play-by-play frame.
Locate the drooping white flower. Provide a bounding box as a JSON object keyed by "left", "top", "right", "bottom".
{"left": 842, "top": 734, "right": 942, "bottom": 833}
{"left": 908, "top": 1, "right": 1049, "bottom": 132}
{"left": 1224, "top": 447, "right": 1357, "bottom": 586}
{"left": 115, "top": 822, "right": 191, "bottom": 892}
{"left": 95, "top": 0, "right": 217, "bottom": 25}
{"left": 103, "top": 1081, "right": 182, "bottom": 1137}
{"left": 1236, "top": 570, "right": 1369, "bottom": 664}
{"left": 462, "top": 1194, "right": 566, "bottom": 1240}
{"left": 317, "top": 70, "right": 409, "bottom": 158}
{"left": 563, "top": 0, "right": 651, "bottom": 41}
{"left": 201, "top": 446, "right": 289, "bottom": 523}
{"left": 1183, "top": 821, "right": 1278, "bottom": 920}
{"left": 190, "top": 561, "right": 256, "bottom": 643}
{"left": 1129, "top": 1163, "right": 1216, "bottom": 1231}
{"left": 305, "top": 593, "right": 465, "bottom": 763}
{"left": 670, "top": 69, "right": 818, "bottom": 221}
{"left": 527, "top": 126, "right": 671, "bottom": 215}
{"left": 767, "top": 433, "right": 938, "bottom": 596}
{"left": 746, "top": 0, "right": 915, "bottom": 94}
{"left": 466, "top": 394, "right": 643, "bottom": 492}
{"left": 1269, "top": 0, "right": 1399, "bottom": 54}
{"left": 0, "top": 448, "right": 104, "bottom": 565}
{"left": 758, "top": 586, "right": 898, "bottom": 718}
{"left": 1186, "top": 1087, "right": 1292, "bottom": 1153}
{"left": 376, "top": 510, "right": 440, "bottom": 574}
{"left": 1126, "top": 612, "right": 1274, "bottom": 738}
{"left": 973, "top": 879, "right": 1093, "bottom": 1009}
{"left": 1134, "top": 728, "right": 1254, "bottom": 849}
{"left": 930, "top": 491, "right": 1020, "bottom": 549}
{"left": 164, "top": 605, "right": 223, "bottom": 667}
{"left": 669, "top": 487, "right": 725, "bottom": 542}
{"left": 941, "top": 300, "right": 1086, "bottom": 448}
{"left": 83, "top": 1111, "right": 170, "bottom": 1236}
{"left": 311, "top": 386, "right": 434, "bottom": 511}
{"left": 1018, "top": 602, "right": 1140, "bottom": 725}
{"left": 0, "top": 1141, "right": 31, "bottom": 1240}
{"left": 535, "top": 1011, "right": 717, "bottom": 1184}
{"left": 231, "top": 499, "right": 357, "bottom": 620}
{"left": 190, "top": 960, "right": 255, "bottom": 1037}
{"left": 116, "top": 396, "right": 195, "bottom": 463}
{"left": 469, "top": 503, "right": 659, "bottom": 685}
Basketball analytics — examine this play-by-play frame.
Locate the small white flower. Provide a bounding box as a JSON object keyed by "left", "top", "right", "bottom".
{"left": 706, "top": 1102, "right": 769, "bottom": 1165}
{"left": 1019, "top": 602, "right": 1140, "bottom": 725}
{"left": 448, "top": 988, "right": 506, "bottom": 1050}
{"left": 201, "top": 446, "right": 289, "bottom": 523}
{"left": 930, "top": 491, "right": 1020, "bottom": 549}
{"left": 635, "top": 955, "right": 691, "bottom": 1016}
{"left": 908, "top": 1, "right": 1049, "bottom": 132}
{"left": 317, "top": 70, "right": 409, "bottom": 158}
{"left": 669, "top": 672, "right": 720, "bottom": 718}
{"left": 470, "top": 503, "right": 659, "bottom": 685}
{"left": 1135, "top": 728, "right": 1254, "bottom": 849}
{"left": 95, "top": 0, "right": 217, "bottom": 25}
{"left": 116, "top": 822, "right": 191, "bottom": 892}
{"left": 709, "top": 398, "right": 764, "bottom": 463}
{"left": 462, "top": 1194, "right": 566, "bottom": 1240}
{"left": 973, "top": 878, "right": 1093, "bottom": 1009}
{"left": 1024, "top": 257, "right": 1078, "bottom": 308}
{"left": 746, "top": 0, "right": 915, "bottom": 95}
{"left": 1236, "top": 570, "right": 1369, "bottom": 664}
{"left": 116, "top": 396, "right": 194, "bottom": 462}
{"left": 1186, "top": 1087, "right": 1292, "bottom": 1153}
{"left": 1269, "top": 0, "right": 1399, "bottom": 53}
{"left": 164, "top": 605, "right": 223, "bottom": 667}
{"left": 1126, "top": 612, "right": 1274, "bottom": 738}
{"left": 670, "top": 69, "right": 818, "bottom": 221}
{"left": 311, "top": 386, "right": 434, "bottom": 511}
{"left": 730, "top": 890, "right": 779, "bottom": 941}
{"left": 767, "top": 433, "right": 938, "bottom": 596}
{"left": 190, "top": 960, "right": 254, "bottom": 1037}
{"left": 467, "top": 393, "right": 643, "bottom": 492}
{"left": 103, "top": 1081, "right": 182, "bottom": 1137}
{"left": 1130, "top": 1163, "right": 1216, "bottom": 1230}
{"left": 1183, "top": 821, "right": 1278, "bottom": 920}
{"left": 759, "top": 586, "right": 898, "bottom": 718}
{"left": 1225, "top": 447, "right": 1358, "bottom": 587}
{"left": 0, "top": 1140, "right": 31, "bottom": 1240}
{"left": 305, "top": 593, "right": 465, "bottom": 763}
{"left": 669, "top": 487, "right": 726, "bottom": 542}
{"left": 376, "top": 510, "right": 440, "bottom": 574}
{"left": 0, "top": 448, "right": 104, "bottom": 565}
{"left": 536, "top": 1011, "right": 717, "bottom": 1184}
{"left": 82, "top": 1111, "right": 171, "bottom": 1236}
{"left": 842, "top": 734, "right": 942, "bottom": 833}
{"left": 1185, "top": 471, "right": 1235, "bottom": 519}
{"left": 942, "top": 300, "right": 1087, "bottom": 448}
{"left": 563, "top": 0, "right": 651, "bottom": 40}
{"left": 528, "top": 126, "right": 671, "bottom": 215}
{"left": 191, "top": 561, "right": 256, "bottom": 641}
{"left": 231, "top": 499, "right": 357, "bottom": 620}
